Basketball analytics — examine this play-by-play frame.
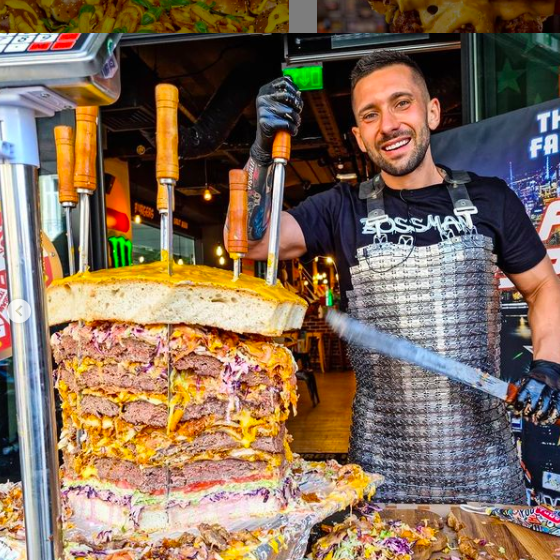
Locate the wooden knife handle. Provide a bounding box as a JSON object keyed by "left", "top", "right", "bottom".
{"left": 156, "top": 84, "right": 179, "bottom": 182}
{"left": 74, "top": 106, "right": 98, "bottom": 193}
{"left": 157, "top": 182, "right": 175, "bottom": 212}
{"left": 228, "top": 169, "right": 249, "bottom": 255}
{"left": 272, "top": 130, "right": 291, "bottom": 161}
{"left": 54, "top": 125, "right": 77, "bottom": 206}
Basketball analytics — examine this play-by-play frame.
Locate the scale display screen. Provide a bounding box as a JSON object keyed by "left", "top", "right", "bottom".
{"left": 0, "top": 33, "right": 88, "bottom": 54}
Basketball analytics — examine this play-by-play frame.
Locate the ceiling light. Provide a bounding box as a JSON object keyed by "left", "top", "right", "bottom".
{"left": 336, "top": 172, "right": 358, "bottom": 181}
{"left": 203, "top": 159, "right": 212, "bottom": 201}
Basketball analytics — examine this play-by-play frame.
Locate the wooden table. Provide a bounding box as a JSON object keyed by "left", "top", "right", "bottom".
{"left": 379, "top": 504, "right": 560, "bottom": 560}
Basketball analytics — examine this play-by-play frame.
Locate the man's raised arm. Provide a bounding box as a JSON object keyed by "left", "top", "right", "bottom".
{"left": 224, "top": 76, "right": 306, "bottom": 261}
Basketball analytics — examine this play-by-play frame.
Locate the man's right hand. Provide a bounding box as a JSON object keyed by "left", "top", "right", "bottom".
{"left": 250, "top": 76, "right": 303, "bottom": 166}
{"left": 508, "top": 359, "right": 560, "bottom": 425}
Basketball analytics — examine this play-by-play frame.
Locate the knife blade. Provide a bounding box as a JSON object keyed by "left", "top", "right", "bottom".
{"left": 326, "top": 309, "right": 518, "bottom": 403}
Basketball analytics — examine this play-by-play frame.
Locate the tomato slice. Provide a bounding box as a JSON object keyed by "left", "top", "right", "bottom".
{"left": 112, "top": 471, "right": 274, "bottom": 495}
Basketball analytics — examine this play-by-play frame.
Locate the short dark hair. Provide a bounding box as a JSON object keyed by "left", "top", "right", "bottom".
{"left": 350, "top": 50, "right": 429, "bottom": 100}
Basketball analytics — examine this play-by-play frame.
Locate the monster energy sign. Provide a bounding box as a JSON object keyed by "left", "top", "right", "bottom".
{"left": 108, "top": 236, "right": 132, "bottom": 268}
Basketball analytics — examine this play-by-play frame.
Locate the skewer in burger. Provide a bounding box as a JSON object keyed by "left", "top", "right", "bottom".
{"left": 368, "top": 0, "right": 554, "bottom": 32}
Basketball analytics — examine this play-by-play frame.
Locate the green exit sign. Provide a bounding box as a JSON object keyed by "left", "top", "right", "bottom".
{"left": 283, "top": 64, "right": 323, "bottom": 91}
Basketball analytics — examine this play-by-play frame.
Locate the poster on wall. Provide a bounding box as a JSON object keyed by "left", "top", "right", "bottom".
{"left": 432, "top": 98, "right": 560, "bottom": 507}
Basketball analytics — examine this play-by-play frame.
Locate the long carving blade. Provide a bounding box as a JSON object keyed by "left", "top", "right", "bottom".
{"left": 326, "top": 309, "right": 509, "bottom": 401}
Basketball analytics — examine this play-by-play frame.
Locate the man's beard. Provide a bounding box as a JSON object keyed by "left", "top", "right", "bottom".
{"left": 366, "top": 122, "right": 431, "bottom": 177}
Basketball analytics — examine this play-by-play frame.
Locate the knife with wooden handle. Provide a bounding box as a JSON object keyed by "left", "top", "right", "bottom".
{"left": 155, "top": 83, "right": 179, "bottom": 275}
{"left": 54, "top": 125, "right": 77, "bottom": 276}
{"left": 228, "top": 169, "right": 249, "bottom": 281}
{"left": 266, "top": 130, "right": 291, "bottom": 286}
{"left": 74, "top": 106, "right": 98, "bottom": 273}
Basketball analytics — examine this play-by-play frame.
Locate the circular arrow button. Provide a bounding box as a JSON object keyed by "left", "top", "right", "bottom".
{"left": 7, "top": 299, "right": 31, "bottom": 324}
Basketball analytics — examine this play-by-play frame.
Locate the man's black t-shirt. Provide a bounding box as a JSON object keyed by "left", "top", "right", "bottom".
{"left": 287, "top": 169, "right": 547, "bottom": 309}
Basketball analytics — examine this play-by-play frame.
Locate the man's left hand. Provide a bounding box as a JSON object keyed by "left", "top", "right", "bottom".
{"left": 508, "top": 359, "right": 560, "bottom": 425}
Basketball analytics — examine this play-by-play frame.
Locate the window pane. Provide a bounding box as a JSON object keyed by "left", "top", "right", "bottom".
{"left": 477, "top": 34, "right": 560, "bottom": 119}
{"left": 132, "top": 222, "right": 195, "bottom": 265}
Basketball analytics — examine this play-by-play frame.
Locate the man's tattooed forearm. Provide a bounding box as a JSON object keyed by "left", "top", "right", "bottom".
{"left": 245, "top": 156, "right": 274, "bottom": 241}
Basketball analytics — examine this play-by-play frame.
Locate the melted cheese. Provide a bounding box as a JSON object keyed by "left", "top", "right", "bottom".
{"left": 394, "top": 0, "right": 553, "bottom": 31}
{"left": 65, "top": 408, "right": 287, "bottom": 470}
{"left": 69, "top": 414, "right": 284, "bottom": 476}
{"left": 50, "top": 260, "right": 306, "bottom": 306}
{"left": 81, "top": 388, "right": 167, "bottom": 406}
{"left": 56, "top": 315, "right": 298, "bottom": 480}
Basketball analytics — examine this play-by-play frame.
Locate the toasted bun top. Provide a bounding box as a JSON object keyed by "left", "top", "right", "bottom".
{"left": 47, "top": 262, "right": 308, "bottom": 335}
{"left": 50, "top": 262, "right": 305, "bottom": 304}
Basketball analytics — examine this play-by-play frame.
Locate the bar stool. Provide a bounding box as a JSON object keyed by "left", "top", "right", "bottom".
{"left": 305, "top": 331, "right": 326, "bottom": 373}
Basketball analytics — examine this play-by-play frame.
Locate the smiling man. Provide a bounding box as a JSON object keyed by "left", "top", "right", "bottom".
{"left": 226, "top": 51, "right": 560, "bottom": 503}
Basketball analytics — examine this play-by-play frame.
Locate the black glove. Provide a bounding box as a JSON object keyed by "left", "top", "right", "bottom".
{"left": 508, "top": 359, "right": 560, "bottom": 425}
{"left": 250, "top": 76, "right": 303, "bottom": 166}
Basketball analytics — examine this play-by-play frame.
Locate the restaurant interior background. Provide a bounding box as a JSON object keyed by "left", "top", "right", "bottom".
{"left": 1, "top": 32, "right": 560, "bottom": 505}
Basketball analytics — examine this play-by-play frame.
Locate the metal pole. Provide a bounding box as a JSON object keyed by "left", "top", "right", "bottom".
{"left": 90, "top": 112, "right": 108, "bottom": 271}
{"left": 0, "top": 160, "right": 62, "bottom": 560}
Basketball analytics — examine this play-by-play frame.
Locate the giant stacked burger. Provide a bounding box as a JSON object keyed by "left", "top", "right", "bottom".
{"left": 47, "top": 261, "right": 307, "bottom": 533}
{"left": 0, "top": 261, "right": 379, "bottom": 559}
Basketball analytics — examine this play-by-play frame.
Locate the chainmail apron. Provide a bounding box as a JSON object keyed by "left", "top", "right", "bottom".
{"left": 346, "top": 171, "right": 526, "bottom": 504}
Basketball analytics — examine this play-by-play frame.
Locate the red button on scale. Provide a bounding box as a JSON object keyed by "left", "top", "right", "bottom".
{"left": 28, "top": 42, "right": 52, "bottom": 51}
{"left": 52, "top": 42, "right": 75, "bottom": 50}
{"left": 52, "top": 33, "right": 80, "bottom": 50}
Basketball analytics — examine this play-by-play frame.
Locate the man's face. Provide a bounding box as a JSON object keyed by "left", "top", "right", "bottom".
{"left": 351, "top": 64, "right": 440, "bottom": 177}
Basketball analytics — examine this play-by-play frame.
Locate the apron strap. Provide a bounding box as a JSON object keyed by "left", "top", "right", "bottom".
{"left": 358, "top": 174, "right": 388, "bottom": 237}
{"left": 442, "top": 169, "right": 479, "bottom": 230}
